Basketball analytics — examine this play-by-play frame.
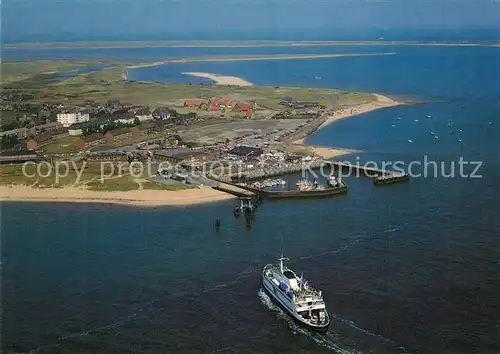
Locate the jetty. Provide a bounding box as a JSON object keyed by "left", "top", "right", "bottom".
{"left": 211, "top": 160, "right": 409, "bottom": 186}
{"left": 236, "top": 180, "right": 348, "bottom": 199}
{"left": 326, "top": 161, "right": 410, "bottom": 185}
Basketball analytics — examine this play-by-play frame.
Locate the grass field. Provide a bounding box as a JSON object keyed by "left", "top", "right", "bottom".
{"left": 45, "top": 66, "right": 376, "bottom": 111}
{"left": 0, "top": 162, "right": 190, "bottom": 191}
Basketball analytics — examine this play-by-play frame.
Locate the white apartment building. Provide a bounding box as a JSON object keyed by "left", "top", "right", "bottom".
{"left": 57, "top": 111, "right": 90, "bottom": 127}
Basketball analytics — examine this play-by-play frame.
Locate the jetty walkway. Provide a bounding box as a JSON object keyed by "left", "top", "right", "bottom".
{"left": 211, "top": 160, "right": 409, "bottom": 186}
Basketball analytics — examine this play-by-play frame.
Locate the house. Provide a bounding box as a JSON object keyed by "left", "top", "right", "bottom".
{"left": 104, "top": 127, "right": 141, "bottom": 142}
{"left": 113, "top": 117, "right": 136, "bottom": 125}
{"left": 74, "top": 135, "right": 107, "bottom": 150}
{"left": 105, "top": 100, "right": 122, "bottom": 109}
{"left": 0, "top": 128, "right": 29, "bottom": 139}
{"left": 68, "top": 121, "right": 92, "bottom": 136}
{"left": 25, "top": 139, "right": 39, "bottom": 151}
{"left": 245, "top": 110, "right": 254, "bottom": 119}
{"left": 229, "top": 146, "right": 263, "bottom": 157}
{"left": 152, "top": 107, "right": 173, "bottom": 120}
{"left": 57, "top": 111, "right": 90, "bottom": 127}
{"left": 68, "top": 128, "right": 83, "bottom": 136}
{"left": 153, "top": 149, "right": 214, "bottom": 164}
{"left": 208, "top": 97, "right": 233, "bottom": 111}
{"left": 184, "top": 99, "right": 203, "bottom": 108}
{"left": 233, "top": 103, "right": 253, "bottom": 112}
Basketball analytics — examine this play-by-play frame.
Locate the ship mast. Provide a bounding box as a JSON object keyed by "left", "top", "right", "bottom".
{"left": 278, "top": 254, "right": 289, "bottom": 273}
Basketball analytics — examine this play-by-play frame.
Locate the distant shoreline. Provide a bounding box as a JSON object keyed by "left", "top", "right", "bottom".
{"left": 4, "top": 40, "right": 500, "bottom": 49}
{"left": 126, "top": 53, "right": 396, "bottom": 69}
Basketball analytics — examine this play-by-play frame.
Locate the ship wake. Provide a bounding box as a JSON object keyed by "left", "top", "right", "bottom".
{"left": 258, "top": 289, "right": 410, "bottom": 354}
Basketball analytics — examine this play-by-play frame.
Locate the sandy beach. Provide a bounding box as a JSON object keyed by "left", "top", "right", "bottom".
{"left": 0, "top": 185, "right": 235, "bottom": 207}
{"left": 318, "top": 93, "right": 402, "bottom": 130}
{"left": 182, "top": 72, "right": 253, "bottom": 86}
{"left": 291, "top": 93, "right": 403, "bottom": 156}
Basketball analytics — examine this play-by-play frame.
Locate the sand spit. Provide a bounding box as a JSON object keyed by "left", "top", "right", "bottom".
{"left": 126, "top": 53, "right": 396, "bottom": 69}
{"left": 183, "top": 72, "right": 253, "bottom": 86}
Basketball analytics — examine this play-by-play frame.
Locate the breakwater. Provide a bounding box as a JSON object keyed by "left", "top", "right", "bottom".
{"left": 209, "top": 160, "right": 409, "bottom": 186}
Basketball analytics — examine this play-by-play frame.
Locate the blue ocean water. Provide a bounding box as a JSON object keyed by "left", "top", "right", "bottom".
{"left": 2, "top": 44, "right": 500, "bottom": 354}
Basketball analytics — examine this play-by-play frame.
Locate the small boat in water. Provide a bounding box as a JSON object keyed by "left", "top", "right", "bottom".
{"left": 262, "top": 256, "right": 330, "bottom": 332}
{"left": 327, "top": 175, "right": 338, "bottom": 187}
{"left": 408, "top": 139, "right": 413, "bottom": 143}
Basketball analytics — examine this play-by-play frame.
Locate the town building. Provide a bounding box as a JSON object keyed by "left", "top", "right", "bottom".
{"left": 152, "top": 107, "right": 173, "bottom": 120}
{"left": 57, "top": 111, "right": 90, "bottom": 127}
{"left": 25, "top": 139, "right": 39, "bottom": 151}
{"left": 233, "top": 103, "right": 253, "bottom": 112}
{"left": 0, "top": 151, "right": 38, "bottom": 165}
{"left": 229, "top": 146, "right": 263, "bottom": 157}
{"left": 104, "top": 127, "right": 141, "bottom": 142}
{"left": 68, "top": 127, "right": 83, "bottom": 136}
{"left": 208, "top": 97, "right": 233, "bottom": 111}
{"left": 184, "top": 99, "right": 203, "bottom": 108}
{"left": 0, "top": 128, "right": 29, "bottom": 139}
{"left": 73, "top": 135, "right": 107, "bottom": 150}
{"left": 153, "top": 149, "right": 214, "bottom": 164}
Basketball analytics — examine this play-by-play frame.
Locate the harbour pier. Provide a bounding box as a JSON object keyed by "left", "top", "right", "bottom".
{"left": 210, "top": 160, "right": 409, "bottom": 186}
{"left": 326, "top": 161, "right": 410, "bottom": 186}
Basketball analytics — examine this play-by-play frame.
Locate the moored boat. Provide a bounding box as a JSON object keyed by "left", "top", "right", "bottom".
{"left": 327, "top": 175, "right": 338, "bottom": 187}
{"left": 262, "top": 256, "right": 330, "bottom": 332}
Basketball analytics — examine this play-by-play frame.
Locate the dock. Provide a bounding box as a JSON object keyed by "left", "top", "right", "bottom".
{"left": 212, "top": 183, "right": 256, "bottom": 198}
{"left": 326, "top": 161, "right": 410, "bottom": 186}
{"left": 210, "top": 160, "right": 409, "bottom": 186}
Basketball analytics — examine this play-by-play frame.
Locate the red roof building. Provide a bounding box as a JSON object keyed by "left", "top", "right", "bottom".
{"left": 233, "top": 103, "right": 252, "bottom": 112}
{"left": 208, "top": 97, "right": 233, "bottom": 111}
{"left": 26, "top": 139, "right": 39, "bottom": 151}
{"left": 184, "top": 99, "right": 203, "bottom": 108}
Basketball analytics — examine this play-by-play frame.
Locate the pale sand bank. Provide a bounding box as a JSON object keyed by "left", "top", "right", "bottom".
{"left": 308, "top": 146, "right": 361, "bottom": 159}
{"left": 0, "top": 186, "right": 235, "bottom": 206}
{"left": 319, "top": 94, "right": 403, "bottom": 130}
{"left": 183, "top": 72, "right": 253, "bottom": 86}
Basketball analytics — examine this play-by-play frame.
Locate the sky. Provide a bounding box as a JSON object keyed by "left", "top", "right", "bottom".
{"left": 2, "top": 0, "right": 499, "bottom": 42}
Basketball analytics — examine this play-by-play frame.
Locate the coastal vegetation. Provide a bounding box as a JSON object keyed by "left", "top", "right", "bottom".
{"left": 0, "top": 162, "right": 191, "bottom": 192}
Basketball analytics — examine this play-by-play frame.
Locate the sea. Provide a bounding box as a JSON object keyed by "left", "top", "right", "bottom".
{"left": 2, "top": 39, "right": 500, "bottom": 354}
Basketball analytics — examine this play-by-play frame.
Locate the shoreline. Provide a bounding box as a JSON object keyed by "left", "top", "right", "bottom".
{"left": 5, "top": 40, "right": 500, "bottom": 49}
{"left": 126, "top": 53, "right": 396, "bottom": 69}
{"left": 318, "top": 93, "right": 402, "bottom": 131}
{"left": 292, "top": 93, "right": 403, "bottom": 153}
{"left": 182, "top": 72, "right": 253, "bottom": 86}
{"left": 0, "top": 89, "right": 402, "bottom": 206}
{"left": 0, "top": 186, "right": 235, "bottom": 207}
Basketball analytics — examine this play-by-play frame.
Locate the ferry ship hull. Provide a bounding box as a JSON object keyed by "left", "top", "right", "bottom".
{"left": 262, "top": 275, "right": 329, "bottom": 332}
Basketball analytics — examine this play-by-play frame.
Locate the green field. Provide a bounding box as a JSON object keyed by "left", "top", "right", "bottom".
{"left": 0, "top": 162, "right": 190, "bottom": 191}
{"left": 1, "top": 59, "right": 376, "bottom": 111}
{"left": 39, "top": 64, "right": 375, "bottom": 111}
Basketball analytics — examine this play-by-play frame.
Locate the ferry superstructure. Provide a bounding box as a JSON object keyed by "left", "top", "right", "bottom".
{"left": 262, "top": 256, "right": 330, "bottom": 331}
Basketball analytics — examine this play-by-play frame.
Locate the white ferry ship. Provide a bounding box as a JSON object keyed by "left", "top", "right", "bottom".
{"left": 262, "top": 256, "right": 330, "bottom": 331}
